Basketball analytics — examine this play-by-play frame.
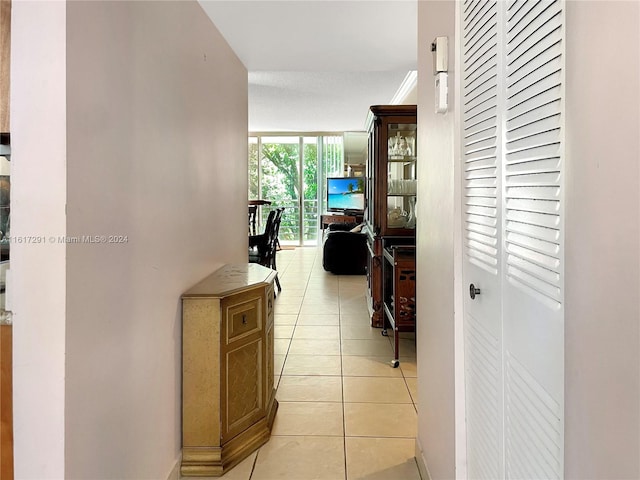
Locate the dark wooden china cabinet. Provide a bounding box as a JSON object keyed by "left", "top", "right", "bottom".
{"left": 364, "top": 105, "right": 417, "bottom": 366}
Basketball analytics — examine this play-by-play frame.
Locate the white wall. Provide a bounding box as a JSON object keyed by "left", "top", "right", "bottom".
{"left": 12, "top": 1, "right": 249, "bottom": 478}
{"left": 11, "top": 2, "right": 67, "bottom": 478}
{"left": 564, "top": 1, "right": 640, "bottom": 477}
{"left": 415, "top": 2, "right": 457, "bottom": 479}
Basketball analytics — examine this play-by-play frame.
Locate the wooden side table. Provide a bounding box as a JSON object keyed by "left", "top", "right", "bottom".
{"left": 321, "top": 213, "right": 362, "bottom": 231}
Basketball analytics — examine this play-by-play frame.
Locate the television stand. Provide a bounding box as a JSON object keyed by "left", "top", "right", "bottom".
{"left": 321, "top": 213, "right": 364, "bottom": 231}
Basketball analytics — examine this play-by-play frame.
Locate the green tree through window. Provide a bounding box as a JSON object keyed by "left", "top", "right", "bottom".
{"left": 249, "top": 135, "right": 343, "bottom": 244}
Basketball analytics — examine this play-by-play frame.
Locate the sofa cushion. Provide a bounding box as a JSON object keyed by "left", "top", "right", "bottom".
{"left": 328, "top": 222, "right": 358, "bottom": 232}
{"left": 322, "top": 230, "right": 367, "bottom": 275}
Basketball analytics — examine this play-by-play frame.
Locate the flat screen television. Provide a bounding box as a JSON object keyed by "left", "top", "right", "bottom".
{"left": 326, "top": 176, "right": 365, "bottom": 214}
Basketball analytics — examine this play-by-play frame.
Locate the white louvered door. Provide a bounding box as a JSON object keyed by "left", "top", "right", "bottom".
{"left": 461, "top": 0, "right": 504, "bottom": 478}
{"left": 460, "top": 1, "right": 564, "bottom": 478}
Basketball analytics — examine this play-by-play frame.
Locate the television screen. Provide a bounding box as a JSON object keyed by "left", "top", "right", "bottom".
{"left": 327, "top": 176, "right": 365, "bottom": 213}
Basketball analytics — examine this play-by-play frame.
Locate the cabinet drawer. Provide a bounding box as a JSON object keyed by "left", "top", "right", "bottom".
{"left": 224, "top": 295, "right": 262, "bottom": 343}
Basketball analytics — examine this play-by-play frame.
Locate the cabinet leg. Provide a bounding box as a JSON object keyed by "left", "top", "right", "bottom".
{"left": 394, "top": 328, "right": 400, "bottom": 365}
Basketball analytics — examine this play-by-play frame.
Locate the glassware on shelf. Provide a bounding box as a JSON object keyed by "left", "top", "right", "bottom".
{"left": 387, "top": 132, "right": 415, "bottom": 159}
{"left": 406, "top": 135, "right": 415, "bottom": 157}
{"left": 387, "top": 179, "right": 417, "bottom": 195}
{"left": 388, "top": 136, "right": 398, "bottom": 157}
{"left": 405, "top": 197, "right": 416, "bottom": 229}
{"left": 387, "top": 207, "right": 408, "bottom": 228}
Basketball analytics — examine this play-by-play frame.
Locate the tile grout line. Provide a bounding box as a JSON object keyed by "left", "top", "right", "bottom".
{"left": 338, "top": 274, "right": 349, "bottom": 480}
{"left": 247, "top": 446, "right": 260, "bottom": 480}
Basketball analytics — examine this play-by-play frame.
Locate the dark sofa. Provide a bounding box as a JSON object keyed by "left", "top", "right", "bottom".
{"left": 322, "top": 223, "right": 367, "bottom": 275}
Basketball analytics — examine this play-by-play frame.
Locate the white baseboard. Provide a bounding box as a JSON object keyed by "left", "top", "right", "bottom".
{"left": 415, "top": 438, "right": 431, "bottom": 480}
{"left": 166, "top": 455, "right": 181, "bottom": 480}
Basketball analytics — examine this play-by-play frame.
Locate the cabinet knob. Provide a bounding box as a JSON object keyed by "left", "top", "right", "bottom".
{"left": 469, "top": 284, "right": 481, "bottom": 300}
{"left": 242, "top": 314, "right": 247, "bottom": 325}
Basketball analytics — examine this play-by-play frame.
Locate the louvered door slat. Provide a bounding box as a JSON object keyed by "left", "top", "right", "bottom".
{"left": 508, "top": 1, "right": 561, "bottom": 54}
{"left": 507, "top": 0, "right": 548, "bottom": 37}
{"left": 506, "top": 0, "right": 529, "bottom": 22}
{"left": 508, "top": 38, "right": 561, "bottom": 83}
{"left": 507, "top": 184, "right": 559, "bottom": 199}
{"left": 466, "top": 126, "right": 496, "bottom": 145}
{"left": 506, "top": 172, "right": 560, "bottom": 188}
{"left": 463, "top": 0, "right": 481, "bottom": 19}
{"left": 467, "top": 204, "right": 497, "bottom": 217}
{"left": 466, "top": 156, "right": 497, "bottom": 171}
{"left": 508, "top": 64, "right": 561, "bottom": 101}
{"left": 468, "top": 237, "right": 498, "bottom": 256}
{"left": 506, "top": 209, "right": 559, "bottom": 229}
{"left": 468, "top": 222, "right": 498, "bottom": 237}
{"left": 507, "top": 223, "right": 558, "bottom": 245}
{"left": 507, "top": 254, "right": 560, "bottom": 285}
{"left": 506, "top": 142, "right": 560, "bottom": 165}
{"left": 466, "top": 88, "right": 498, "bottom": 115}
{"left": 466, "top": 70, "right": 498, "bottom": 103}
{"left": 508, "top": 114, "right": 561, "bottom": 142}
{"left": 507, "top": 219, "right": 558, "bottom": 240}
{"left": 508, "top": 71, "right": 562, "bottom": 108}
{"left": 506, "top": 231, "right": 559, "bottom": 259}
{"left": 464, "top": 0, "right": 499, "bottom": 277}
{"left": 466, "top": 38, "right": 498, "bottom": 78}
{"left": 465, "top": 47, "right": 496, "bottom": 80}
{"left": 506, "top": 158, "right": 559, "bottom": 174}
{"left": 466, "top": 7, "right": 498, "bottom": 50}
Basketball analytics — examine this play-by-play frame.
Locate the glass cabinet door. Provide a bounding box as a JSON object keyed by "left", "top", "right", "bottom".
{"left": 386, "top": 122, "right": 417, "bottom": 230}
{"left": 365, "top": 130, "right": 375, "bottom": 229}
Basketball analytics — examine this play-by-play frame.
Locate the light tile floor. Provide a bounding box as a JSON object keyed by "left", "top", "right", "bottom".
{"left": 214, "top": 247, "right": 420, "bottom": 480}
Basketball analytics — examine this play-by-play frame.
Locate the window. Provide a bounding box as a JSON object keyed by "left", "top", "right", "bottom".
{"left": 248, "top": 134, "right": 345, "bottom": 246}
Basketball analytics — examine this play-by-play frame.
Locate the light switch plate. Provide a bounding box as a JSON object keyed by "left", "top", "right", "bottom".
{"left": 432, "top": 36, "right": 448, "bottom": 73}
{"left": 435, "top": 72, "right": 448, "bottom": 113}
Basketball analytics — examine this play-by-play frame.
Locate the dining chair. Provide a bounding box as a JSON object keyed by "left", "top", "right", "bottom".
{"left": 248, "top": 207, "right": 284, "bottom": 294}
{"left": 248, "top": 205, "right": 258, "bottom": 235}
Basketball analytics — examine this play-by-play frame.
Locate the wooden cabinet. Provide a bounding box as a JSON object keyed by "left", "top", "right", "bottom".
{"left": 382, "top": 245, "right": 416, "bottom": 367}
{"left": 0, "top": 324, "right": 12, "bottom": 479}
{"left": 364, "top": 105, "right": 417, "bottom": 328}
{"left": 181, "top": 264, "right": 278, "bottom": 477}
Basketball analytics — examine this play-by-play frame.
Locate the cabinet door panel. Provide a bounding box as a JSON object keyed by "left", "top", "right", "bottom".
{"left": 222, "top": 338, "right": 264, "bottom": 442}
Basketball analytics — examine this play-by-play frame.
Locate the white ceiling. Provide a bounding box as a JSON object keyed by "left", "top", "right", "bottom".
{"left": 198, "top": 1, "right": 418, "bottom": 132}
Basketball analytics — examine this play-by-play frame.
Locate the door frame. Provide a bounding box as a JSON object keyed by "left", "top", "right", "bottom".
{"left": 453, "top": 2, "right": 467, "bottom": 478}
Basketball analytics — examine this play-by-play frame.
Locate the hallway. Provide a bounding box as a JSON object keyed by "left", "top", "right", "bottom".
{"left": 213, "top": 247, "right": 420, "bottom": 480}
